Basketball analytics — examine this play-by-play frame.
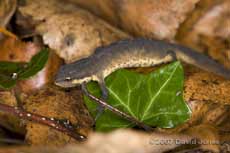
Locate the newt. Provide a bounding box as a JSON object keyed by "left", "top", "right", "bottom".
{"left": 55, "top": 38, "right": 230, "bottom": 117}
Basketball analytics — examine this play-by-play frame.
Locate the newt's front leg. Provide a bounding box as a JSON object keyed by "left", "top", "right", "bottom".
{"left": 81, "top": 79, "right": 109, "bottom": 120}
{"left": 95, "top": 79, "right": 109, "bottom": 120}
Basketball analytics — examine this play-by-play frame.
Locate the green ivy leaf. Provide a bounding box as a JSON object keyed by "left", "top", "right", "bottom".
{"left": 0, "top": 48, "right": 49, "bottom": 89}
{"left": 18, "top": 48, "right": 49, "bottom": 79}
{"left": 0, "top": 73, "right": 17, "bottom": 89}
{"left": 0, "top": 61, "right": 27, "bottom": 74}
{"left": 84, "top": 61, "right": 191, "bottom": 131}
{"left": 0, "top": 62, "right": 26, "bottom": 89}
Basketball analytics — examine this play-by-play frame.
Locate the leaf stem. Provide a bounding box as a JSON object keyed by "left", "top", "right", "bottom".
{"left": 12, "top": 87, "right": 23, "bottom": 108}
{"left": 0, "top": 27, "right": 18, "bottom": 39}
{"left": 81, "top": 83, "right": 153, "bottom": 131}
{"left": 0, "top": 101, "right": 86, "bottom": 141}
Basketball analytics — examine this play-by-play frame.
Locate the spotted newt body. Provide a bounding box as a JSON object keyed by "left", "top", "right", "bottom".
{"left": 55, "top": 38, "right": 230, "bottom": 127}
{"left": 55, "top": 38, "right": 230, "bottom": 90}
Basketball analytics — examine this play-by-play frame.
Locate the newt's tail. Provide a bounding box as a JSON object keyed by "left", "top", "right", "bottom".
{"left": 174, "top": 45, "right": 230, "bottom": 79}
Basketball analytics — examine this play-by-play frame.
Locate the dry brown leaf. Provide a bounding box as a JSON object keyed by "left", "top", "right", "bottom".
{"left": 176, "top": 0, "right": 230, "bottom": 68}
{"left": 184, "top": 124, "right": 220, "bottom": 152}
{"left": 70, "top": 0, "right": 200, "bottom": 40}
{"left": 23, "top": 86, "right": 93, "bottom": 145}
{"left": 68, "top": 0, "right": 117, "bottom": 25}
{"left": 0, "top": 0, "right": 16, "bottom": 27}
{"left": 0, "top": 90, "right": 25, "bottom": 134}
{"left": 0, "top": 129, "right": 203, "bottom": 153}
{"left": 184, "top": 65, "right": 230, "bottom": 106}
{"left": 18, "top": 0, "right": 130, "bottom": 63}
{"left": 115, "top": 0, "right": 200, "bottom": 40}
{"left": 0, "top": 127, "right": 224, "bottom": 153}
{"left": 193, "top": 1, "right": 230, "bottom": 39}
{"left": 0, "top": 38, "right": 37, "bottom": 134}
{"left": 0, "top": 37, "right": 62, "bottom": 136}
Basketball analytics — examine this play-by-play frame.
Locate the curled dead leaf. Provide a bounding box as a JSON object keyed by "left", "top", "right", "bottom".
{"left": 0, "top": 0, "right": 17, "bottom": 27}
{"left": 18, "top": 0, "right": 130, "bottom": 63}
{"left": 70, "top": 0, "right": 200, "bottom": 40}
{"left": 176, "top": 0, "right": 230, "bottom": 68}
{"left": 0, "top": 127, "right": 224, "bottom": 153}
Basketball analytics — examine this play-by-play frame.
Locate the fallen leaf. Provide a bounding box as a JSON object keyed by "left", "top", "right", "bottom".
{"left": 24, "top": 86, "right": 93, "bottom": 145}
{"left": 185, "top": 124, "right": 220, "bottom": 152}
{"left": 0, "top": 130, "right": 193, "bottom": 153}
{"left": 156, "top": 65, "right": 230, "bottom": 133}
{"left": 0, "top": 37, "right": 62, "bottom": 93}
{"left": 0, "top": 128, "right": 221, "bottom": 153}
{"left": 18, "top": 0, "right": 130, "bottom": 63}
{"left": 184, "top": 65, "right": 230, "bottom": 106}
{"left": 0, "top": 0, "right": 16, "bottom": 27}
{"left": 70, "top": 0, "right": 200, "bottom": 39}
{"left": 0, "top": 61, "right": 26, "bottom": 89}
{"left": 0, "top": 90, "right": 26, "bottom": 134}
{"left": 17, "top": 48, "right": 49, "bottom": 80}
{"left": 0, "top": 75, "right": 16, "bottom": 89}
{"left": 85, "top": 62, "right": 191, "bottom": 131}
{"left": 176, "top": 0, "right": 230, "bottom": 68}
{"left": 0, "top": 49, "right": 49, "bottom": 89}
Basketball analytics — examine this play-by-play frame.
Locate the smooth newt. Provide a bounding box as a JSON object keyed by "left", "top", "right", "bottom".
{"left": 55, "top": 38, "right": 230, "bottom": 119}
{"left": 55, "top": 38, "right": 230, "bottom": 90}
{"left": 55, "top": 38, "right": 230, "bottom": 125}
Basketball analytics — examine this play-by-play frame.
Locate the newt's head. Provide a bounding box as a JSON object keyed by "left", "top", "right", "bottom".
{"left": 55, "top": 58, "right": 98, "bottom": 88}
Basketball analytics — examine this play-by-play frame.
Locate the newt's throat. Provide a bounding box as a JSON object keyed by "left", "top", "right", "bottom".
{"left": 72, "top": 75, "right": 99, "bottom": 85}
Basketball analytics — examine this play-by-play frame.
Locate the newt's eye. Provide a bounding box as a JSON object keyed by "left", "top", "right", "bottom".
{"left": 65, "top": 77, "right": 71, "bottom": 81}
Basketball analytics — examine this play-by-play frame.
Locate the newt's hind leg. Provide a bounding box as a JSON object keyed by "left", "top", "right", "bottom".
{"left": 166, "top": 50, "right": 177, "bottom": 61}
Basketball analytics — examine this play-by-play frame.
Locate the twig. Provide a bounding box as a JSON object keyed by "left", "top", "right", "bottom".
{"left": 81, "top": 83, "right": 153, "bottom": 131}
{"left": 0, "top": 101, "right": 86, "bottom": 141}
{"left": 0, "top": 27, "right": 18, "bottom": 39}
{"left": 0, "top": 138, "right": 26, "bottom": 145}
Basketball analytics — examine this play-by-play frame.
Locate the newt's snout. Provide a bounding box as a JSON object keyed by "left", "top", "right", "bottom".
{"left": 55, "top": 74, "right": 75, "bottom": 88}
{"left": 54, "top": 64, "right": 75, "bottom": 88}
